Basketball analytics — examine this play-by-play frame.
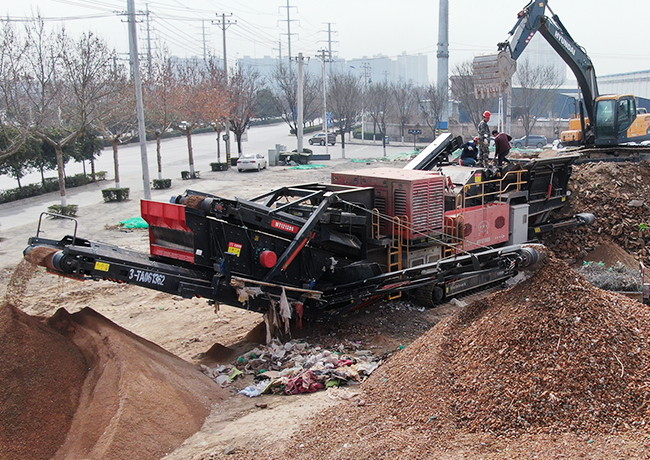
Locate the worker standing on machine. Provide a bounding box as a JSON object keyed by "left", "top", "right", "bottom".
{"left": 477, "top": 111, "right": 491, "bottom": 166}
{"left": 459, "top": 137, "right": 479, "bottom": 166}
{"left": 492, "top": 129, "right": 513, "bottom": 166}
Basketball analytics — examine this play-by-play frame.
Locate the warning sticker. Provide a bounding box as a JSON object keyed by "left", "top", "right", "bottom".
{"left": 94, "top": 261, "right": 110, "bottom": 272}
{"left": 227, "top": 242, "right": 243, "bottom": 256}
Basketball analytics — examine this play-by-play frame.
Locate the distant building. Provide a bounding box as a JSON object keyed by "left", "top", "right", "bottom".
{"left": 517, "top": 32, "right": 567, "bottom": 84}
{"left": 597, "top": 71, "right": 650, "bottom": 100}
{"left": 347, "top": 53, "right": 428, "bottom": 86}
{"left": 238, "top": 53, "right": 429, "bottom": 87}
{"left": 238, "top": 55, "right": 278, "bottom": 83}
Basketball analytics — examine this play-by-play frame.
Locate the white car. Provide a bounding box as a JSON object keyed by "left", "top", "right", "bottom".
{"left": 237, "top": 153, "right": 267, "bottom": 172}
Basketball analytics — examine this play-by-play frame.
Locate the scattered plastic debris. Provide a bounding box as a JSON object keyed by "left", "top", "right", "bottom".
{"left": 201, "top": 339, "right": 381, "bottom": 397}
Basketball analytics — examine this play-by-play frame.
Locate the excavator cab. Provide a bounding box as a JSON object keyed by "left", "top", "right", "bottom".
{"left": 594, "top": 95, "right": 636, "bottom": 146}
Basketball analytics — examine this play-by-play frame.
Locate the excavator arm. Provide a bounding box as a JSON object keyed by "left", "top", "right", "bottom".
{"left": 498, "top": 1, "right": 598, "bottom": 121}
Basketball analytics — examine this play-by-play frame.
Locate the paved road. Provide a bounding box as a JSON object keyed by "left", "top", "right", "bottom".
{"left": 0, "top": 123, "right": 421, "bottom": 230}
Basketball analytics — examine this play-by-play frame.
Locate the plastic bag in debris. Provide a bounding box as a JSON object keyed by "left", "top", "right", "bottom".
{"left": 239, "top": 380, "right": 271, "bottom": 397}
{"left": 279, "top": 287, "right": 291, "bottom": 333}
{"left": 237, "top": 286, "right": 264, "bottom": 303}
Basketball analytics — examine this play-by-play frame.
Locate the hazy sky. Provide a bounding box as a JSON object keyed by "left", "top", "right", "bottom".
{"left": 2, "top": 0, "right": 649, "bottom": 80}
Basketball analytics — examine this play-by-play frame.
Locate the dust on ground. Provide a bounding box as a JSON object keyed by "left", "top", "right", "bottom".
{"left": 3, "top": 155, "right": 650, "bottom": 459}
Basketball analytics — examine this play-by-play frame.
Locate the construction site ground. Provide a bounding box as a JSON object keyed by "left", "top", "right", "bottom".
{"left": 2, "top": 147, "right": 650, "bottom": 460}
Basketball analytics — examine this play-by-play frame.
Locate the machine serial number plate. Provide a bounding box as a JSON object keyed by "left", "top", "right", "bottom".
{"left": 95, "top": 261, "right": 110, "bottom": 272}
{"left": 128, "top": 269, "right": 166, "bottom": 286}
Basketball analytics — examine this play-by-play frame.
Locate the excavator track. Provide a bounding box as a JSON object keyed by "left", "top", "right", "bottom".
{"left": 559, "top": 146, "right": 650, "bottom": 164}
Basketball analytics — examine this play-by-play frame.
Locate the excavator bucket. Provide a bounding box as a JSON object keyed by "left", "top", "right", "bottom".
{"left": 473, "top": 51, "right": 516, "bottom": 99}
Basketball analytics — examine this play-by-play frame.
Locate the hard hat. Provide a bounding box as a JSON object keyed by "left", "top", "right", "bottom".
{"left": 474, "top": 137, "right": 479, "bottom": 142}
{"left": 483, "top": 111, "right": 491, "bottom": 118}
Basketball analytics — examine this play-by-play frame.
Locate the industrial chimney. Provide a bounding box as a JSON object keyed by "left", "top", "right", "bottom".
{"left": 437, "top": 0, "right": 449, "bottom": 126}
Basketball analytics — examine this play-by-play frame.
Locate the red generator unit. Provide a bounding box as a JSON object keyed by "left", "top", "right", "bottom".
{"left": 331, "top": 167, "right": 445, "bottom": 242}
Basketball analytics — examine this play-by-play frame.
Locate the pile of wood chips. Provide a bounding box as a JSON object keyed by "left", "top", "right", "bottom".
{"left": 236, "top": 257, "right": 650, "bottom": 459}
{"left": 543, "top": 161, "right": 650, "bottom": 263}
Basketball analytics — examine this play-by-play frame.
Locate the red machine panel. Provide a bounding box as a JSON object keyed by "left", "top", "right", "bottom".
{"left": 332, "top": 167, "right": 445, "bottom": 241}
{"left": 445, "top": 202, "right": 510, "bottom": 252}
{"left": 141, "top": 200, "right": 195, "bottom": 263}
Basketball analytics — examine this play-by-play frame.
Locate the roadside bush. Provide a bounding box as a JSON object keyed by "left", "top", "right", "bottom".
{"left": 47, "top": 204, "right": 78, "bottom": 217}
{"left": 102, "top": 188, "right": 130, "bottom": 202}
{"left": 152, "top": 178, "right": 172, "bottom": 189}
{"left": 0, "top": 172, "right": 107, "bottom": 204}
{"left": 353, "top": 130, "right": 385, "bottom": 140}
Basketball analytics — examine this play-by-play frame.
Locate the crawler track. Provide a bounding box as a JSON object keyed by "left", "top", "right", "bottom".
{"left": 570, "top": 145, "right": 650, "bottom": 164}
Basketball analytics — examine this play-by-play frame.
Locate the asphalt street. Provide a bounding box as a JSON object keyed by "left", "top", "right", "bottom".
{"left": 0, "top": 123, "right": 421, "bottom": 230}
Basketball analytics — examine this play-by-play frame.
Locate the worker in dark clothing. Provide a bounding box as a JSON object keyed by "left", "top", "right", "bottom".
{"left": 492, "top": 130, "right": 513, "bottom": 166}
{"left": 459, "top": 137, "right": 479, "bottom": 166}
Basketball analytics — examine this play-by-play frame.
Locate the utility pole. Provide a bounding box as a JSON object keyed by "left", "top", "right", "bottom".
{"left": 202, "top": 20, "right": 207, "bottom": 61}
{"left": 279, "top": 1, "right": 297, "bottom": 66}
{"left": 213, "top": 13, "right": 236, "bottom": 164}
{"left": 317, "top": 49, "right": 330, "bottom": 154}
{"left": 437, "top": 0, "right": 450, "bottom": 127}
{"left": 127, "top": 0, "right": 151, "bottom": 200}
{"left": 360, "top": 62, "right": 371, "bottom": 145}
{"left": 145, "top": 3, "right": 153, "bottom": 79}
{"left": 325, "top": 23, "right": 337, "bottom": 62}
{"left": 293, "top": 53, "right": 308, "bottom": 154}
{"left": 273, "top": 40, "right": 282, "bottom": 61}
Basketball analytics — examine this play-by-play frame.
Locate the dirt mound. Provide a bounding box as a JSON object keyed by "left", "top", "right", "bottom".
{"left": 1, "top": 259, "right": 228, "bottom": 460}
{"left": 241, "top": 257, "right": 650, "bottom": 459}
{"left": 582, "top": 238, "right": 640, "bottom": 268}
{"left": 0, "top": 301, "right": 87, "bottom": 460}
{"left": 48, "top": 307, "right": 226, "bottom": 460}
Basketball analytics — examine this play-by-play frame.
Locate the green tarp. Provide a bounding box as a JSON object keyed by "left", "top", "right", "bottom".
{"left": 119, "top": 217, "right": 149, "bottom": 229}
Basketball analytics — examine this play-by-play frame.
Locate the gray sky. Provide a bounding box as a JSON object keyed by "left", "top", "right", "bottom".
{"left": 2, "top": 0, "right": 649, "bottom": 80}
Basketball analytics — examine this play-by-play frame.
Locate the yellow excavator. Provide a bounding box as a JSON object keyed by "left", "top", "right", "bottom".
{"left": 474, "top": 1, "right": 650, "bottom": 150}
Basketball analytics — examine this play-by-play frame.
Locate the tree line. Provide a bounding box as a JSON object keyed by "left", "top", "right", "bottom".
{"left": 0, "top": 17, "right": 561, "bottom": 206}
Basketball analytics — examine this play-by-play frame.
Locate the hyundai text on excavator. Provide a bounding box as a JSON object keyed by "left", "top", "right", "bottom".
{"left": 473, "top": 0, "right": 650, "bottom": 153}
{"left": 24, "top": 135, "right": 595, "bottom": 324}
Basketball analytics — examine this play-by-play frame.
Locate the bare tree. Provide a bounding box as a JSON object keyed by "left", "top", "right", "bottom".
{"left": 512, "top": 59, "right": 563, "bottom": 143}
{"left": 391, "top": 81, "right": 417, "bottom": 142}
{"left": 417, "top": 83, "right": 447, "bottom": 139}
{"left": 94, "top": 66, "right": 135, "bottom": 189}
{"left": 450, "top": 60, "right": 494, "bottom": 129}
{"left": 170, "top": 58, "right": 206, "bottom": 177}
{"left": 144, "top": 49, "right": 178, "bottom": 180}
{"left": 200, "top": 57, "right": 230, "bottom": 164}
{"left": 366, "top": 82, "right": 392, "bottom": 156}
{"left": 9, "top": 20, "right": 115, "bottom": 208}
{"left": 270, "top": 63, "right": 321, "bottom": 134}
{"left": 228, "top": 65, "right": 261, "bottom": 154}
{"left": 0, "top": 21, "right": 28, "bottom": 160}
{"left": 328, "top": 72, "right": 362, "bottom": 158}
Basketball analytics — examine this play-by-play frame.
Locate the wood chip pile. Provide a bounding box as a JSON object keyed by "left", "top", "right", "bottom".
{"left": 242, "top": 257, "right": 650, "bottom": 459}
{"left": 543, "top": 161, "right": 650, "bottom": 263}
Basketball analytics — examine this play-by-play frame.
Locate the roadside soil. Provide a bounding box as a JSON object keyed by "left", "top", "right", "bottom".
{"left": 2, "top": 152, "right": 650, "bottom": 459}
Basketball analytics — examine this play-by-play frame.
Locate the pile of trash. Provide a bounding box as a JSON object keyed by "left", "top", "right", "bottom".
{"left": 575, "top": 260, "right": 642, "bottom": 292}
{"left": 200, "top": 340, "right": 380, "bottom": 397}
